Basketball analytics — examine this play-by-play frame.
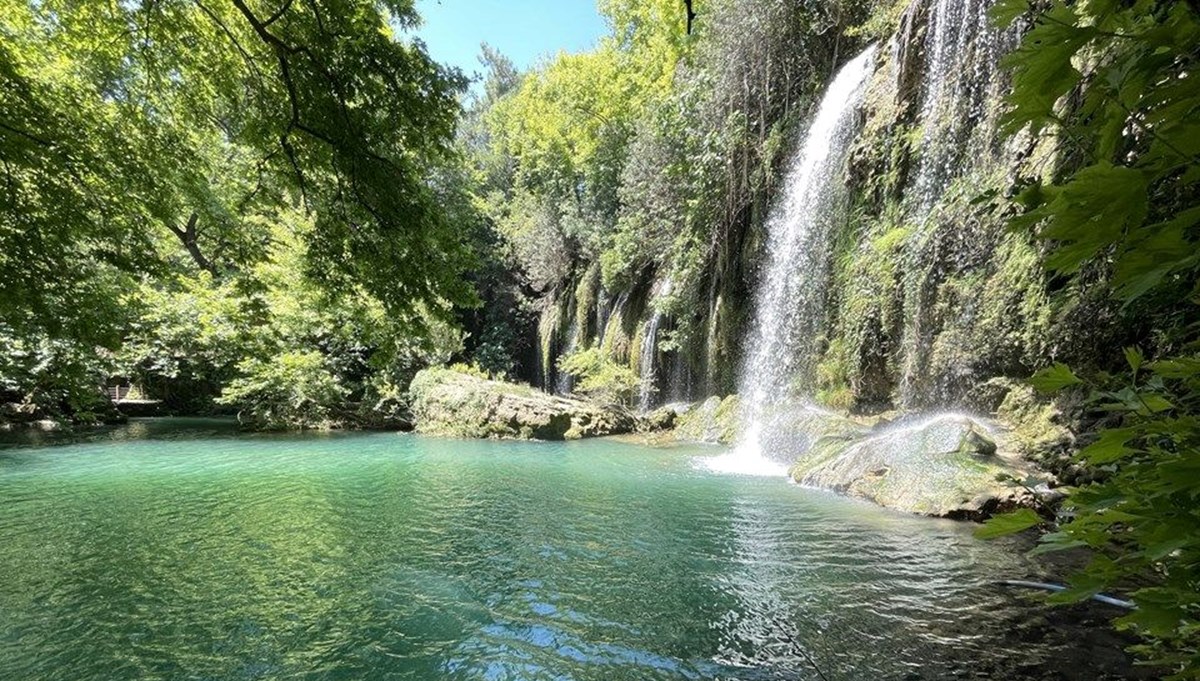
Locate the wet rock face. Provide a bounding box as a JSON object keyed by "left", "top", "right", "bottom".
{"left": 790, "top": 414, "right": 1036, "bottom": 518}
{"left": 673, "top": 395, "right": 741, "bottom": 444}
{"left": 408, "top": 368, "right": 637, "bottom": 440}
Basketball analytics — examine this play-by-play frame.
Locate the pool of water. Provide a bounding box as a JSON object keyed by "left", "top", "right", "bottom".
{"left": 0, "top": 419, "right": 1133, "bottom": 680}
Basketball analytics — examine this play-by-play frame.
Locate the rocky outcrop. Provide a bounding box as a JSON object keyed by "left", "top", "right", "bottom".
{"left": 674, "top": 395, "right": 741, "bottom": 444}
{"left": 790, "top": 413, "right": 1038, "bottom": 519}
{"left": 408, "top": 367, "right": 637, "bottom": 440}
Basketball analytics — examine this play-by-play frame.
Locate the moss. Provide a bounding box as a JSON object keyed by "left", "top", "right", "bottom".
{"left": 627, "top": 318, "right": 644, "bottom": 375}
{"left": 573, "top": 263, "right": 600, "bottom": 347}
{"left": 674, "top": 395, "right": 741, "bottom": 444}
{"left": 604, "top": 304, "right": 633, "bottom": 364}
{"left": 996, "top": 382, "right": 1075, "bottom": 473}
{"left": 409, "top": 367, "right": 636, "bottom": 440}
{"left": 814, "top": 337, "right": 855, "bottom": 410}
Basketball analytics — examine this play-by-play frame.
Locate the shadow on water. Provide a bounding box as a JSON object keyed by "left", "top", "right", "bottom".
{"left": 0, "top": 416, "right": 380, "bottom": 452}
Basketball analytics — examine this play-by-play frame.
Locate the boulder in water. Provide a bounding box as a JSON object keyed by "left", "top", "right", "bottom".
{"left": 409, "top": 368, "right": 636, "bottom": 440}
{"left": 790, "top": 414, "right": 1035, "bottom": 518}
{"left": 674, "top": 395, "right": 741, "bottom": 443}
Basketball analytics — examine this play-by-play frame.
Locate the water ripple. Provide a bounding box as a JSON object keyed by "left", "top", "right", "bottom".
{"left": 0, "top": 422, "right": 1129, "bottom": 680}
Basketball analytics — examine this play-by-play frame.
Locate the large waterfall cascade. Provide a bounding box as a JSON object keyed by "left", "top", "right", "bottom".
{"left": 707, "top": 45, "right": 878, "bottom": 475}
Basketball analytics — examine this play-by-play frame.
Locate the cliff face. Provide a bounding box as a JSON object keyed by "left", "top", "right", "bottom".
{"left": 530, "top": 0, "right": 1121, "bottom": 417}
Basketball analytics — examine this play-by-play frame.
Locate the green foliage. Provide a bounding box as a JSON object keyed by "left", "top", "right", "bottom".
{"left": 974, "top": 507, "right": 1042, "bottom": 539}
{"left": 0, "top": 0, "right": 479, "bottom": 427}
{"left": 557, "top": 347, "right": 640, "bottom": 407}
{"left": 114, "top": 211, "right": 461, "bottom": 426}
{"left": 1028, "top": 363, "right": 1083, "bottom": 393}
{"left": 0, "top": 326, "right": 116, "bottom": 423}
{"left": 991, "top": 0, "right": 1200, "bottom": 674}
{"left": 217, "top": 351, "right": 346, "bottom": 431}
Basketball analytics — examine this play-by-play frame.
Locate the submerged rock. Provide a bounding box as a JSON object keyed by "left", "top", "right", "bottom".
{"left": 408, "top": 367, "right": 636, "bottom": 440}
{"left": 790, "top": 414, "right": 1036, "bottom": 519}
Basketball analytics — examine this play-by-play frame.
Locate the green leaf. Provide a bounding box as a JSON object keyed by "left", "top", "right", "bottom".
{"left": 1000, "top": 4, "right": 1096, "bottom": 132}
{"left": 1138, "top": 393, "right": 1174, "bottom": 414}
{"left": 1150, "top": 358, "right": 1200, "bottom": 379}
{"left": 1029, "top": 363, "right": 1082, "bottom": 393}
{"left": 974, "top": 508, "right": 1041, "bottom": 539}
{"left": 1079, "top": 426, "right": 1142, "bottom": 463}
{"left": 1118, "top": 588, "right": 1188, "bottom": 638}
{"left": 989, "top": 0, "right": 1029, "bottom": 26}
{"left": 1123, "top": 346, "right": 1144, "bottom": 373}
{"left": 1036, "top": 163, "right": 1150, "bottom": 275}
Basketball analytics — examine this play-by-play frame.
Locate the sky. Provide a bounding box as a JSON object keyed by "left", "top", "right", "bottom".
{"left": 413, "top": 0, "right": 610, "bottom": 83}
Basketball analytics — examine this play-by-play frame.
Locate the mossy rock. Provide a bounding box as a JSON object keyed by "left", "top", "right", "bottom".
{"left": 995, "top": 382, "right": 1077, "bottom": 478}
{"left": 641, "top": 405, "right": 678, "bottom": 432}
{"left": 790, "top": 414, "right": 1037, "bottom": 519}
{"left": 409, "top": 367, "right": 637, "bottom": 440}
{"left": 674, "top": 395, "right": 741, "bottom": 444}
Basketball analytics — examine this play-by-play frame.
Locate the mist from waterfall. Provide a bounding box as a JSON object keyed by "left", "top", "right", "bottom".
{"left": 710, "top": 45, "right": 877, "bottom": 475}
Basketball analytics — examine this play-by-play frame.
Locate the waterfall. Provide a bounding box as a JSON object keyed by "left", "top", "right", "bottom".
{"left": 910, "top": 0, "right": 1010, "bottom": 212}
{"left": 555, "top": 318, "right": 578, "bottom": 395}
{"left": 638, "top": 278, "right": 673, "bottom": 413}
{"left": 638, "top": 312, "right": 662, "bottom": 413}
{"left": 715, "top": 46, "right": 877, "bottom": 475}
{"left": 900, "top": 0, "right": 1018, "bottom": 404}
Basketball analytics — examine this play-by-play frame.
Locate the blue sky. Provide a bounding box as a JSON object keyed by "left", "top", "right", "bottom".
{"left": 413, "top": 0, "right": 609, "bottom": 81}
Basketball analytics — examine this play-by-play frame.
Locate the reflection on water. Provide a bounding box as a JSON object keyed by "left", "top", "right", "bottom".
{"left": 0, "top": 421, "right": 1131, "bottom": 680}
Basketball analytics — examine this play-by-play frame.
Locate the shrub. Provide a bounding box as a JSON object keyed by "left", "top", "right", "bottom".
{"left": 217, "top": 351, "right": 347, "bottom": 430}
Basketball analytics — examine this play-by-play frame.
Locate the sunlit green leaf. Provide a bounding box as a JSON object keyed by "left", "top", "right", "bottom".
{"left": 1029, "top": 363, "right": 1082, "bottom": 393}
{"left": 1080, "top": 427, "right": 1142, "bottom": 463}
{"left": 974, "top": 509, "right": 1041, "bottom": 539}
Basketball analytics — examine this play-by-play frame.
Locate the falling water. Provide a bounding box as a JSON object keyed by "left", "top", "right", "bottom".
{"left": 555, "top": 319, "right": 579, "bottom": 395}
{"left": 715, "top": 46, "right": 877, "bottom": 475}
{"left": 638, "top": 312, "right": 662, "bottom": 413}
{"left": 910, "top": 0, "right": 1011, "bottom": 212}
{"left": 900, "top": 0, "right": 1018, "bottom": 405}
{"left": 638, "top": 279, "right": 673, "bottom": 413}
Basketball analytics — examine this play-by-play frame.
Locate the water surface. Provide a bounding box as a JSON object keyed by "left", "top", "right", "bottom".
{"left": 0, "top": 420, "right": 1128, "bottom": 680}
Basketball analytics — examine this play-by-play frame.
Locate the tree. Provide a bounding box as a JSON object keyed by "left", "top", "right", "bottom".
{"left": 0, "top": 0, "right": 474, "bottom": 346}
{"left": 979, "top": 0, "right": 1200, "bottom": 675}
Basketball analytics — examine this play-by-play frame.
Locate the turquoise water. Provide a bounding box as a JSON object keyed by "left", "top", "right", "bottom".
{"left": 0, "top": 420, "right": 1115, "bottom": 680}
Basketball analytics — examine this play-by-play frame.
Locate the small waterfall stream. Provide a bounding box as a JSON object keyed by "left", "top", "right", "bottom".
{"left": 638, "top": 312, "right": 663, "bottom": 413}
{"left": 911, "top": 0, "right": 1010, "bottom": 211}
{"left": 555, "top": 319, "right": 579, "bottom": 395}
{"left": 901, "top": 0, "right": 1017, "bottom": 404}
{"left": 714, "top": 46, "right": 877, "bottom": 475}
{"left": 638, "top": 278, "right": 673, "bottom": 413}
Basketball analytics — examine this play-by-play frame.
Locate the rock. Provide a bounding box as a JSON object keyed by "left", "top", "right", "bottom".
{"left": 408, "top": 367, "right": 636, "bottom": 440}
{"left": 790, "top": 414, "right": 1037, "bottom": 518}
{"left": 641, "top": 405, "right": 677, "bottom": 431}
{"left": 964, "top": 376, "right": 1019, "bottom": 413}
{"left": 33, "top": 419, "right": 62, "bottom": 431}
{"left": 996, "top": 383, "right": 1076, "bottom": 478}
{"left": 113, "top": 399, "right": 163, "bottom": 418}
{"left": 674, "top": 395, "right": 741, "bottom": 443}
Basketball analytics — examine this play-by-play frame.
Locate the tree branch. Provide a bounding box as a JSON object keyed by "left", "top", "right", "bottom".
{"left": 167, "top": 212, "right": 219, "bottom": 276}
